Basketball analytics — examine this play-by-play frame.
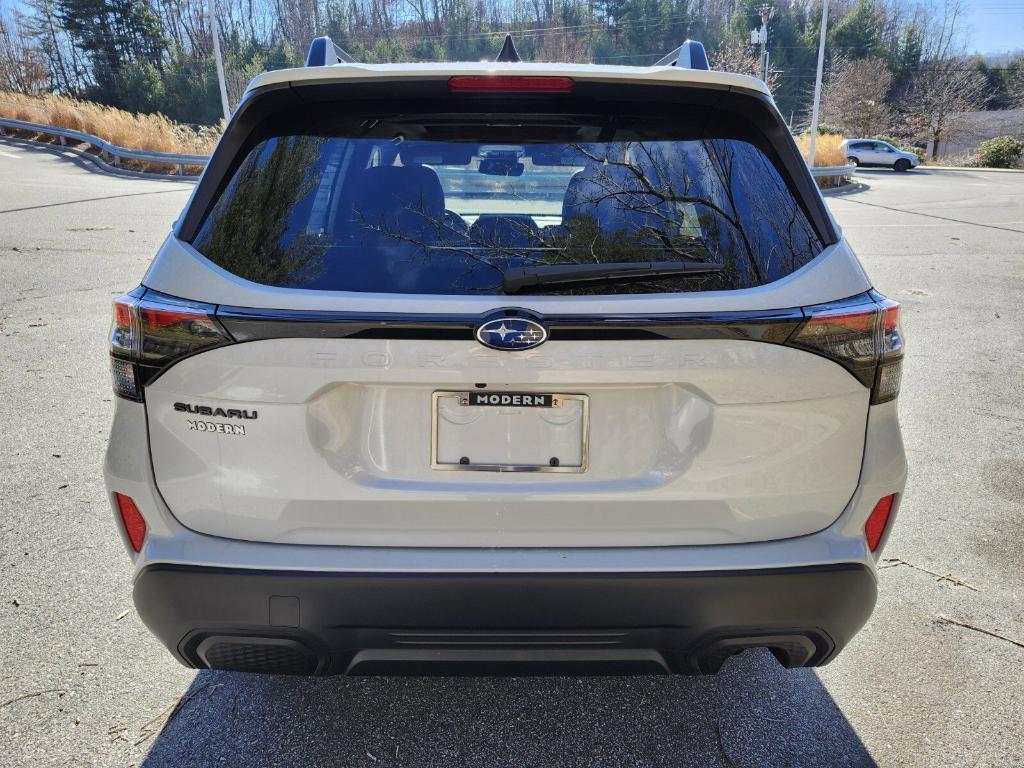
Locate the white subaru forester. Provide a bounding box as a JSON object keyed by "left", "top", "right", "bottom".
{"left": 104, "top": 38, "right": 906, "bottom": 676}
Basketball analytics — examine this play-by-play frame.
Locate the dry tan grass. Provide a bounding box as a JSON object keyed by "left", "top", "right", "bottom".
{"left": 795, "top": 133, "right": 847, "bottom": 167}
{"left": 0, "top": 91, "right": 220, "bottom": 172}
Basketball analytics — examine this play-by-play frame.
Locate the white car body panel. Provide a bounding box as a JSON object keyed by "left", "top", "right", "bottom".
{"left": 143, "top": 235, "right": 872, "bottom": 313}
{"left": 144, "top": 337, "right": 869, "bottom": 547}
{"left": 107, "top": 397, "right": 904, "bottom": 570}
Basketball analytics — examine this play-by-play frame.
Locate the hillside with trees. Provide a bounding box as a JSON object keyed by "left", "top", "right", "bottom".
{"left": 1, "top": 0, "right": 1022, "bottom": 156}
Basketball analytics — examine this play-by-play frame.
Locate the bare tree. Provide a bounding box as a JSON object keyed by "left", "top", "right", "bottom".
{"left": 20, "top": 0, "right": 88, "bottom": 94}
{"left": 273, "top": 0, "right": 320, "bottom": 52}
{"left": 1008, "top": 68, "right": 1024, "bottom": 109}
{"left": 891, "top": 0, "right": 986, "bottom": 158}
{"left": 903, "top": 57, "right": 987, "bottom": 158}
{"left": 820, "top": 57, "right": 895, "bottom": 137}
{"left": 710, "top": 40, "right": 779, "bottom": 93}
{"left": 920, "top": 0, "right": 966, "bottom": 61}
{"left": 0, "top": 7, "right": 48, "bottom": 94}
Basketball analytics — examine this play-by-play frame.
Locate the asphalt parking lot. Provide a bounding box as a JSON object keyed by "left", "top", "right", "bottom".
{"left": 1, "top": 138, "right": 1022, "bottom": 768}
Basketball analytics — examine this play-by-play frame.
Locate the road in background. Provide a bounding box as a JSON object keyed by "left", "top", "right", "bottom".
{"left": 1, "top": 140, "right": 1022, "bottom": 767}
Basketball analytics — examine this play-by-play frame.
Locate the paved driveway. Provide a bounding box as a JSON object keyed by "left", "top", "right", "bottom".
{"left": 1, "top": 142, "right": 1022, "bottom": 767}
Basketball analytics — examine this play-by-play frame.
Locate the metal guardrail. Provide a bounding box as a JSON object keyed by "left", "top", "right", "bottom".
{"left": 808, "top": 163, "right": 856, "bottom": 178}
{"left": 1, "top": 115, "right": 856, "bottom": 181}
{"left": 0, "top": 116, "right": 209, "bottom": 175}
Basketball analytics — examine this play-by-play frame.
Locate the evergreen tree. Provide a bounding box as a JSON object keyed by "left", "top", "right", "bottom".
{"left": 891, "top": 22, "right": 922, "bottom": 91}
{"left": 828, "top": 0, "right": 884, "bottom": 60}
{"left": 55, "top": 0, "right": 166, "bottom": 105}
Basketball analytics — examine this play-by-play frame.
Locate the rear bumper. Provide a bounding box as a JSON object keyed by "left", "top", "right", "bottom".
{"left": 134, "top": 563, "right": 877, "bottom": 676}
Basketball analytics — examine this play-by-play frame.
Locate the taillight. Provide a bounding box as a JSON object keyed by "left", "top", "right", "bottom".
{"left": 448, "top": 76, "right": 574, "bottom": 93}
{"left": 109, "top": 289, "right": 230, "bottom": 401}
{"left": 874, "top": 300, "right": 903, "bottom": 403}
{"left": 865, "top": 494, "right": 897, "bottom": 552}
{"left": 788, "top": 292, "right": 904, "bottom": 404}
{"left": 114, "top": 493, "right": 146, "bottom": 552}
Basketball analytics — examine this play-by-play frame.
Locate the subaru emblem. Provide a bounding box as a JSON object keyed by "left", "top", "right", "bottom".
{"left": 475, "top": 316, "right": 548, "bottom": 351}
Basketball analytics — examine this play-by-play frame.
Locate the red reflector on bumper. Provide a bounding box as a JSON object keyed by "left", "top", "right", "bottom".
{"left": 448, "top": 76, "right": 574, "bottom": 93}
{"left": 115, "top": 493, "right": 146, "bottom": 553}
{"left": 865, "top": 494, "right": 897, "bottom": 552}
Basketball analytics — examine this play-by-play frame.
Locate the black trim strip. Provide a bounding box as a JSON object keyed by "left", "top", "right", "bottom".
{"left": 215, "top": 305, "right": 806, "bottom": 343}
{"left": 137, "top": 561, "right": 871, "bottom": 580}
{"left": 138, "top": 292, "right": 882, "bottom": 395}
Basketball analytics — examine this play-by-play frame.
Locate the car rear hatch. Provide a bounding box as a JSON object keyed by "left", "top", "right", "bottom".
{"left": 118, "top": 71, "right": 901, "bottom": 547}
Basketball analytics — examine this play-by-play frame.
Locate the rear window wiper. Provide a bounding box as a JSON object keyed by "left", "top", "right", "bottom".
{"left": 502, "top": 260, "right": 724, "bottom": 294}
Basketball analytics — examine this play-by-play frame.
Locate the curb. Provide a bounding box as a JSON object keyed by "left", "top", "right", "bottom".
{"left": 917, "top": 165, "right": 1024, "bottom": 173}
{"left": 0, "top": 131, "right": 201, "bottom": 182}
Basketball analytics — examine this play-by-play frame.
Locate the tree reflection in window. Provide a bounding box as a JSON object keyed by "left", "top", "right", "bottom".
{"left": 194, "top": 136, "right": 331, "bottom": 287}
{"left": 191, "top": 134, "right": 823, "bottom": 295}
{"left": 343, "top": 140, "right": 820, "bottom": 294}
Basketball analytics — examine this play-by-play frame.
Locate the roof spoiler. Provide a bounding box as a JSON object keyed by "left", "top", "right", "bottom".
{"left": 303, "top": 34, "right": 709, "bottom": 70}
{"left": 305, "top": 36, "right": 355, "bottom": 67}
{"left": 655, "top": 40, "right": 710, "bottom": 70}
{"left": 487, "top": 34, "right": 709, "bottom": 68}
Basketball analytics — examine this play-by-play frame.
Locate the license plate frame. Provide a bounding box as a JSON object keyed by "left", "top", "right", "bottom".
{"left": 431, "top": 391, "right": 590, "bottom": 473}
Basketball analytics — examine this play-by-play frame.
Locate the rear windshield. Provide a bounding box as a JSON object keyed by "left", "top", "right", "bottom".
{"left": 191, "top": 113, "right": 824, "bottom": 295}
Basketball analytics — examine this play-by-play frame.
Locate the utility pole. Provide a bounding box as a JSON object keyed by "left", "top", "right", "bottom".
{"left": 757, "top": 5, "right": 774, "bottom": 82}
{"left": 750, "top": 25, "right": 767, "bottom": 79}
{"left": 208, "top": 0, "right": 230, "bottom": 122}
{"left": 807, "top": 0, "right": 830, "bottom": 167}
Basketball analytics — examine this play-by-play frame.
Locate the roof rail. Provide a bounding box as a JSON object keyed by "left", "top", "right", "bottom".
{"left": 495, "top": 34, "right": 522, "bottom": 63}
{"left": 305, "top": 36, "right": 355, "bottom": 67}
{"left": 655, "top": 40, "right": 710, "bottom": 70}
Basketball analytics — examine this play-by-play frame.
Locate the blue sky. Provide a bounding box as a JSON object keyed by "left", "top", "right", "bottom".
{"left": 964, "top": 1, "right": 1024, "bottom": 55}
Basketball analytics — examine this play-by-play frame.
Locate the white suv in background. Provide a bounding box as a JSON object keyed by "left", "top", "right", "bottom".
{"left": 104, "top": 38, "right": 907, "bottom": 677}
{"left": 843, "top": 139, "right": 920, "bottom": 171}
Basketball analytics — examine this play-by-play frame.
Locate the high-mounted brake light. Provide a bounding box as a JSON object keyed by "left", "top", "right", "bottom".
{"left": 448, "top": 76, "right": 574, "bottom": 93}
{"left": 109, "top": 289, "right": 230, "bottom": 401}
{"left": 865, "top": 494, "right": 897, "bottom": 552}
{"left": 788, "top": 292, "right": 904, "bottom": 404}
{"left": 114, "top": 493, "right": 146, "bottom": 553}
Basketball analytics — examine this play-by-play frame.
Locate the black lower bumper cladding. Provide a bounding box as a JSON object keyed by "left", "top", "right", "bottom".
{"left": 133, "top": 563, "right": 877, "bottom": 676}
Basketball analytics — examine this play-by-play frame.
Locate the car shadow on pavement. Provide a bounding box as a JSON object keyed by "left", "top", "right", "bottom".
{"left": 828, "top": 166, "right": 944, "bottom": 197}
{"left": 140, "top": 649, "right": 876, "bottom": 767}
{"left": 823, "top": 180, "right": 872, "bottom": 198}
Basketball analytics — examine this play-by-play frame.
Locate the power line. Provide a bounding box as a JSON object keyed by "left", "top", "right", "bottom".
{"left": 358, "top": 11, "right": 701, "bottom": 45}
